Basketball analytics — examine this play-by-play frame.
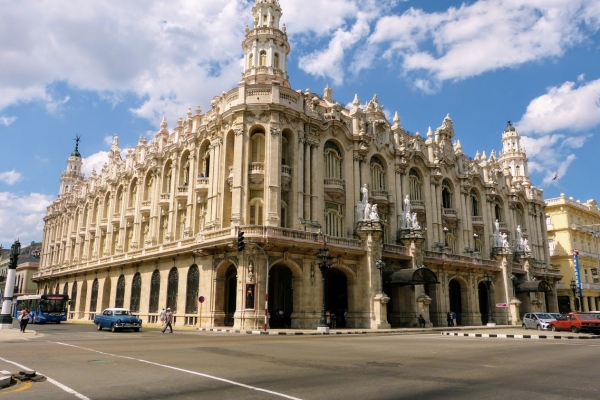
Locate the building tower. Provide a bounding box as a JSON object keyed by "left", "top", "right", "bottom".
{"left": 59, "top": 136, "right": 85, "bottom": 196}
{"left": 241, "top": 0, "right": 291, "bottom": 88}
{"left": 499, "top": 121, "right": 531, "bottom": 186}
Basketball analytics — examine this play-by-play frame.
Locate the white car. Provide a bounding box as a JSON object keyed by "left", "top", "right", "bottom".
{"left": 522, "top": 312, "right": 556, "bottom": 331}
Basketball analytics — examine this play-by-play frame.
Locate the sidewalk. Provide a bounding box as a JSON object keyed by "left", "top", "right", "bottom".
{"left": 0, "top": 328, "right": 41, "bottom": 342}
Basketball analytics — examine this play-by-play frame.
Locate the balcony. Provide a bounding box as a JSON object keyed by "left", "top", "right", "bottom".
{"left": 99, "top": 218, "right": 108, "bottom": 229}
{"left": 472, "top": 216, "right": 484, "bottom": 226}
{"left": 140, "top": 200, "right": 151, "bottom": 213}
{"left": 281, "top": 165, "right": 292, "bottom": 191}
{"left": 442, "top": 208, "right": 458, "bottom": 219}
{"left": 411, "top": 200, "right": 425, "bottom": 211}
{"left": 323, "top": 178, "right": 345, "bottom": 200}
{"left": 112, "top": 212, "right": 121, "bottom": 223}
{"left": 371, "top": 189, "right": 389, "bottom": 204}
{"left": 126, "top": 207, "right": 135, "bottom": 217}
{"left": 176, "top": 186, "right": 189, "bottom": 201}
{"left": 249, "top": 162, "right": 265, "bottom": 185}
{"left": 197, "top": 177, "right": 210, "bottom": 197}
{"left": 159, "top": 193, "right": 171, "bottom": 206}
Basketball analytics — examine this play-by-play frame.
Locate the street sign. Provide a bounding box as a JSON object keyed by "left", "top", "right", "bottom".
{"left": 495, "top": 303, "right": 508, "bottom": 308}
{"left": 198, "top": 296, "right": 205, "bottom": 303}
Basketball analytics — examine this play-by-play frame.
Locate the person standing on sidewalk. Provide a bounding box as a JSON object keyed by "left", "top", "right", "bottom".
{"left": 452, "top": 311, "right": 457, "bottom": 326}
{"left": 418, "top": 314, "right": 426, "bottom": 328}
{"left": 159, "top": 308, "right": 166, "bottom": 326}
{"left": 162, "top": 308, "right": 173, "bottom": 333}
{"left": 446, "top": 311, "right": 453, "bottom": 327}
{"left": 19, "top": 307, "right": 31, "bottom": 333}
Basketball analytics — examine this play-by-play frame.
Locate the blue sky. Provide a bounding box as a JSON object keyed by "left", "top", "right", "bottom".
{"left": 1, "top": 0, "right": 599, "bottom": 247}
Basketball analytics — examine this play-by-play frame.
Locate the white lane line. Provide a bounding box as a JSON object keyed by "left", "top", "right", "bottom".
{"left": 0, "top": 356, "right": 90, "bottom": 400}
{"left": 53, "top": 342, "right": 303, "bottom": 400}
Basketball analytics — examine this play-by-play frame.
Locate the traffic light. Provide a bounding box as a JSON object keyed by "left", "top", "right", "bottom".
{"left": 237, "top": 231, "right": 245, "bottom": 251}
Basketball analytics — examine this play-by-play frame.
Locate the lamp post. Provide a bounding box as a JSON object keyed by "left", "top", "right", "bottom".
{"left": 316, "top": 245, "right": 333, "bottom": 332}
{"left": 570, "top": 279, "right": 579, "bottom": 311}
{"left": 483, "top": 272, "right": 496, "bottom": 326}
{"left": 0, "top": 240, "right": 21, "bottom": 329}
{"left": 510, "top": 274, "right": 517, "bottom": 298}
{"left": 375, "top": 259, "right": 386, "bottom": 294}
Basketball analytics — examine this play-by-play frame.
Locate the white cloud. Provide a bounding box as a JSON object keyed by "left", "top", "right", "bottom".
{"left": 0, "top": 170, "right": 22, "bottom": 185}
{"left": 0, "top": 116, "right": 17, "bottom": 126}
{"left": 0, "top": 192, "right": 54, "bottom": 245}
{"left": 81, "top": 151, "right": 110, "bottom": 177}
{"left": 517, "top": 79, "right": 600, "bottom": 134}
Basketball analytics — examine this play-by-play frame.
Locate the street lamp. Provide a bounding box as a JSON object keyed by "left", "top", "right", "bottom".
{"left": 0, "top": 239, "right": 22, "bottom": 329}
{"left": 375, "top": 259, "right": 386, "bottom": 294}
{"left": 483, "top": 272, "right": 496, "bottom": 326}
{"left": 570, "top": 279, "right": 579, "bottom": 311}
{"left": 316, "top": 245, "right": 333, "bottom": 332}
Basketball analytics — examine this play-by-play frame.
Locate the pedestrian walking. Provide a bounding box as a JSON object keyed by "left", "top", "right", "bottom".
{"left": 331, "top": 312, "right": 337, "bottom": 329}
{"left": 446, "top": 311, "right": 453, "bottom": 327}
{"left": 162, "top": 308, "right": 173, "bottom": 333}
{"left": 326, "top": 310, "right": 331, "bottom": 327}
{"left": 452, "top": 311, "right": 457, "bottom": 327}
{"left": 418, "top": 314, "right": 426, "bottom": 328}
{"left": 19, "top": 307, "right": 31, "bottom": 333}
{"left": 159, "top": 308, "right": 166, "bottom": 326}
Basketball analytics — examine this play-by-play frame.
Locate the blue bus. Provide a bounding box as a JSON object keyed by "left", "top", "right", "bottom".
{"left": 14, "top": 294, "right": 69, "bottom": 323}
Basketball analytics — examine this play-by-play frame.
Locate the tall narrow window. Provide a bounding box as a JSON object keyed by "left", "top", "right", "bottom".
{"left": 115, "top": 275, "right": 125, "bottom": 308}
{"left": 90, "top": 279, "right": 99, "bottom": 312}
{"left": 248, "top": 53, "right": 254, "bottom": 69}
{"left": 149, "top": 270, "right": 160, "bottom": 313}
{"left": 249, "top": 199, "right": 264, "bottom": 225}
{"left": 325, "top": 204, "right": 344, "bottom": 238}
{"left": 185, "top": 265, "right": 200, "bottom": 313}
{"left": 442, "top": 180, "right": 452, "bottom": 209}
{"left": 63, "top": 282, "right": 69, "bottom": 296}
{"left": 130, "top": 273, "right": 141, "bottom": 312}
{"left": 470, "top": 190, "right": 480, "bottom": 216}
{"left": 274, "top": 53, "right": 280, "bottom": 69}
{"left": 370, "top": 156, "right": 386, "bottom": 192}
{"left": 409, "top": 169, "right": 422, "bottom": 202}
{"left": 167, "top": 268, "right": 179, "bottom": 312}
{"left": 324, "top": 141, "right": 343, "bottom": 179}
{"left": 260, "top": 50, "right": 267, "bottom": 67}
{"left": 251, "top": 133, "right": 265, "bottom": 163}
{"left": 70, "top": 282, "right": 77, "bottom": 311}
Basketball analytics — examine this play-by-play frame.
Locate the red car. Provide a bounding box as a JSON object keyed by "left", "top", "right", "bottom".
{"left": 549, "top": 313, "right": 600, "bottom": 334}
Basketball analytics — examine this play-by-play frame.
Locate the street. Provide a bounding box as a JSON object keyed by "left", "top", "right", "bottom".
{"left": 1, "top": 323, "right": 599, "bottom": 399}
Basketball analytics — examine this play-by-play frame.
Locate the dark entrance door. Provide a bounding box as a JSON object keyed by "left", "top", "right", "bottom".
{"left": 224, "top": 265, "right": 237, "bottom": 326}
{"left": 558, "top": 296, "right": 571, "bottom": 314}
{"left": 449, "top": 279, "right": 462, "bottom": 326}
{"left": 268, "top": 265, "right": 293, "bottom": 328}
{"left": 328, "top": 269, "right": 348, "bottom": 327}
{"left": 478, "top": 282, "right": 489, "bottom": 325}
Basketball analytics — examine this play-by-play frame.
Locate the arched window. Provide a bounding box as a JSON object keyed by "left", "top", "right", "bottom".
{"left": 470, "top": 190, "right": 480, "bottom": 217}
{"left": 409, "top": 169, "right": 422, "bottom": 202}
{"left": 90, "top": 279, "right": 99, "bottom": 313}
{"left": 274, "top": 53, "right": 280, "bottom": 69}
{"left": 282, "top": 136, "right": 289, "bottom": 166}
{"left": 167, "top": 267, "right": 179, "bottom": 312}
{"left": 248, "top": 53, "right": 254, "bottom": 69}
{"left": 251, "top": 132, "right": 265, "bottom": 163}
{"left": 130, "top": 273, "right": 141, "bottom": 312}
{"left": 144, "top": 173, "right": 153, "bottom": 201}
{"left": 115, "top": 275, "right": 125, "bottom": 308}
{"left": 445, "top": 229, "right": 456, "bottom": 254}
{"left": 70, "top": 282, "right": 77, "bottom": 311}
{"left": 248, "top": 199, "right": 264, "bottom": 225}
{"left": 115, "top": 187, "right": 123, "bottom": 213}
{"left": 260, "top": 50, "right": 267, "bottom": 67}
{"left": 494, "top": 199, "right": 504, "bottom": 222}
{"left": 129, "top": 179, "right": 138, "bottom": 208}
{"left": 442, "top": 180, "right": 452, "bottom": 209}
{"left": 163, "top": 161, "right": 172, "bottom": 193}
{"left": 63, "top": 282, "right": 69, "bottom": 296}
{"left": 185, "top": 265, "right": 200, "bottom": 313}
{"left": 149, "top": 270, "right": 160, "bottom": 313}
{"left": 370, "top": 156, "right": 386, "bottom": 191}
{"left": 324, "top": 141, "right": 343, "bottom": 179}
{"left": 516, "top": 204, "right": 525, "bottom": 228}
{"left": 325, "top": 205, "right": 344, "bottom": 238}
{"left": 43, "top": 285, "right": 47, "bottom": 295}
{"left": 55, "top": 283, "right": 60, "bottom": 294}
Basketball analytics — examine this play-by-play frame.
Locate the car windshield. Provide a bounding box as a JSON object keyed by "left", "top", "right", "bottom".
{"left": 535, "top": 313, "right": 553, "bottom": 319}
{"left": 113, "top": 310, "right": 131, "bottom": 316}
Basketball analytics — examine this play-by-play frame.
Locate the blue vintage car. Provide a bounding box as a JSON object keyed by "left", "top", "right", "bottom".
{"left": 93, "top": 308, "right": 142, "bottom": 332}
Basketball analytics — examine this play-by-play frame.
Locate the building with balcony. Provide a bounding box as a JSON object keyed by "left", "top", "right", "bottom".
{"left": 545, "top": 194, "right": 600, "bottom": 313}
{"left": 34, "top": 0, "right": 554, "bottom": 329}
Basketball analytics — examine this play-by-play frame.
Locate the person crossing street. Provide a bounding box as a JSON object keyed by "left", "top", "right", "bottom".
{"left": 162, "top": 308, "right": 173, "bottom": 333}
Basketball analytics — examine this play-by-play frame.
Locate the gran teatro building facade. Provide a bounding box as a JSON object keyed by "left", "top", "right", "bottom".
{"left": 34, "top": 0, "right": 559, "bottom": 329}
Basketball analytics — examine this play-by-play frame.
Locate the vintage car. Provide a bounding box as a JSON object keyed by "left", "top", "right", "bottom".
{"left": 93, "top": 308, "right": 142, "bottom": 332}
{"left": 549, "top": 313, "right": 600, "bottom": 334}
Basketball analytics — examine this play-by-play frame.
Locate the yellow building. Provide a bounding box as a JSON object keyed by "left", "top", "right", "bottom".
{"left": 545, "top": 194, "right": 600, "bottom": 313}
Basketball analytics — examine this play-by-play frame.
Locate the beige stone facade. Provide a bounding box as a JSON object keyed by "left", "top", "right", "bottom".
{"left": 34, "top": 0, "right": 556, "bottom": 329}
{"left": 545, "top": 195, "right": 600, "bottom": 313}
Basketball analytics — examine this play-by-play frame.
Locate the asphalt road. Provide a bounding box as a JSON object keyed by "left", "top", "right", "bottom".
{"left": 1, "top": 322, "right": 599, "bottom": 400}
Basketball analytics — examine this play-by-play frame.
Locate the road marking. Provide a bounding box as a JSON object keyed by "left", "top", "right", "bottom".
{"left": 0, "top": 380, "right": 32, "bottom": 395}
{"left": 0, "top": 356, "right": 90, "bottom": 400}
{"left": 53, "top": 342, "right": 303, "bottom": 400}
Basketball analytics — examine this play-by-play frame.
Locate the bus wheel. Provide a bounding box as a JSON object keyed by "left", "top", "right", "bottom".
{"left": 97, "top": 323, "right": 102, "bottom": 331}
{"left": 56, "top": 321, "right": 60, "bottom": 324}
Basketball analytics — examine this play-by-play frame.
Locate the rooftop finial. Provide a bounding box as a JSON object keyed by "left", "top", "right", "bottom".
{"left": 71, "top": 134, "right": 82, "bottom": 157}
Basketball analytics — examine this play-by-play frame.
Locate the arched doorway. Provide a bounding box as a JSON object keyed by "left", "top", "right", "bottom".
{"left": 90, "top": 279, "right": 99, "bottom": 315}
{"left": 478, "top": 282, "right": 489, "bottom": 325}
{"left": 78, "top": 280, "right": 88, "bottom": 317}
{"left": 328, "top": 269, "right": 348, "bottom": 328}
{"left": 224, "top": 265, "right": 237, "bottom": 326}
{"left": 101, "top": 278, "right": 111, "bottom": 311}
{"left": 449, "top": 279, "right": 462, "bottom": 326}
{"left": 268, "top": 265, "right": 293, "bottom": 328}
{"left": 130, "top": 273, "right": 141, "bottom": 313}
{"left": 166, "top": 268, "right": 179, "bottom": 312}
{"left": 115, "top": 275, "right": 125, "bottom": 308}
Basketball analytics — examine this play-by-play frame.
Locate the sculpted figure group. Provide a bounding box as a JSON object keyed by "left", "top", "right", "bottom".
{"left": 357, "top": 184, "right": 380, "bottom": 222}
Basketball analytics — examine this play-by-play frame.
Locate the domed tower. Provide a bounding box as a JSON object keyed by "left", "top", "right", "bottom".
{"left": 59, "top": 135, "right": 85, "bottom": 196}
{"left": 241, "top": 0, "right": 291, "bottom": 88}
{"left": 499, "top": 121, "right": 530, "bottom": 185}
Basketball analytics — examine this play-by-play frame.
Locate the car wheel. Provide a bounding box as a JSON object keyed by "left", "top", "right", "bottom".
{"left": 133, "top": 328, "right": 139, "bottom": 332}
{"left": 551, "top": 325, "right": 557, "bottom": 331}
{"left": 110, "top": 323, "right": 117, "bottom": 333}
{"left": 522, "top": 324, "right": 527, "bottom": 330}
{"left": 96, "top": 323, "right": 102, "bottom": 331}
{"left": 536, "top": 325, "right": 542, "bottom": 331}
{"left": 571, "top": 326, "right": 580, "bottom": 334}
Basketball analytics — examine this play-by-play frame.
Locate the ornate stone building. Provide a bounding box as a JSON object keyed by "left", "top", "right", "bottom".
{"left": 34, "top": 0, "right": 557, "bottom": 328}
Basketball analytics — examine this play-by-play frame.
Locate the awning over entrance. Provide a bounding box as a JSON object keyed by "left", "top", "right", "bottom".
{"left": 516, "top": 280, "right": 553, "bottom": 293}
{"left": 389, "top": 267, "right": 439, "bottom": 286}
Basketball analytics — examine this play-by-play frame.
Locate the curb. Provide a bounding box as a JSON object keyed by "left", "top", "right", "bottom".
{"left": 442, "top": 332, "right": 600, "bottom": 340}
{"left": 198, "top": 328, "right": 371, "bottom": 335}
